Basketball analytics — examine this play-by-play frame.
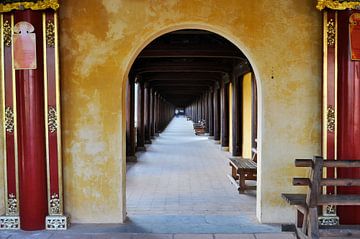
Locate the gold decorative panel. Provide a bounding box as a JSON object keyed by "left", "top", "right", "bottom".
{"left": 317, "top": 0, "right": 360, "bottom": 10}
{"left": 0, "top": 0, "right": 59, "bottom": 13}
{"left": 48, "top": 106, "right": 58, "bottom": 133}
{"left": 5, "top": 107, "right": 14, "bottom": 133}
{"left": 327, "top": 19, "right": 335, "bottom": 47}
{"left": 46, "top": 20, "right": 55, "bottom": 48}
{"left": 3, "top": 20, "right": 11, "bottom": 47}
{"left": 327, "top": 106, "right": 335, "bottom": 133}
{"left": 49, "top": 193, "right": 61, "bottom": 215}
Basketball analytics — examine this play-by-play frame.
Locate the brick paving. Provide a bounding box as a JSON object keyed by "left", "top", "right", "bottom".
{"left": 0, "top": 117, "right": 297, "bottom": 238}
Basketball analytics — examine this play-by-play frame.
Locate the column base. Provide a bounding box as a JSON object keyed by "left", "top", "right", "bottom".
{"left": 208, "top": 136, "right": 214, "bottom": 140}
{"left": 145, "top": 140, "right": 152, "bottom": 144}
{"left": 214, "top": 140, "right": 221, "bottom": 144}
{"left": 126, "top": 155, "right": 137, "bottom": 162}
{"left": 221, "top": 146, "right": 229, "bottom": 151}
{"left": 0, "top": 215, "right": 20, "bottom": 230}
{"left": 154, "top": 133, "right": 160, "bottom": 137}
{"left": 318, "top": 215, "right": 339, "bottom": 226}
{"left": 136, "top": 146, "right": 146, "bottom": 152}
{"left": 46, "top": 215, "right": 70, "bottom": 230}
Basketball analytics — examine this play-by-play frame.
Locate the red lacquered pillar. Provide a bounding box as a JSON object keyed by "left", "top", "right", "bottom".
{"left": 15, "top": 10, "right": 47, "bottom": 230}
{"left": 337, "top": 10, "right": 360, "bottom": 225}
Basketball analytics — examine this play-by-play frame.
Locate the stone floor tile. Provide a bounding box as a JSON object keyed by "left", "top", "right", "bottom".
{"left": 174, "top": 234, "right": 213, "bottom": 239}
{"left": 254, "top": 232, "right": 296, "bottom": 239}
{"left": 8, "top": 232, "right": 53, "bottom": 239}
{"left": 0, "top": 233, "right": 11, "bottom": 239}
{"left": 215, "top": 234, "right": 255, "bottom": 239}
{"left": 132, "top": 234, "right": 173, "bottom": 239}
{"left": 49, "top": 234, "right": 91, "bottom": 239}
{"left": 91, "top": 233, "right": 133, "bottom": 239}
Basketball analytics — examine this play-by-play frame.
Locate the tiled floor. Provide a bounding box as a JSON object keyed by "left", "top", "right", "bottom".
{"left": 0, "top": 117, "right": 297, "bottom": 238}
{"left": 125, "top": 117, "right": 277, "bottom": 233}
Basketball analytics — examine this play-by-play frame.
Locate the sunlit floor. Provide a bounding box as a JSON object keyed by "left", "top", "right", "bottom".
{"left": 125, "top": 116, "right": 278, "bottom": 233}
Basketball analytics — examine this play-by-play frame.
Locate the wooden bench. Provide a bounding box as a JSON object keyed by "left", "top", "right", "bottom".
{"left": 193, "top": 120, "right": 206, "bottom": 135}
{"left": 282, "top": 156, "right": 360, "bottom": 239}
{"left": 227, "top": 154, "right": 257, "bottom": 193}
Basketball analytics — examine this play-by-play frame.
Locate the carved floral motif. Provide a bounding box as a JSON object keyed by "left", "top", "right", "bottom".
{"left": 5, "top": 107, "right": 14, "bottom": 133}
{"left": 317, "top": 0, "right": 360, "bottom": 11}
{"left": 46, "top": 20, "right": 55, "bottom": 47}
{"left": 0, "top": 0, "right": 59, "bottom": 12}
{"left": 327, "top": 19, "right": 335, "bottom": 47}
{"left": 48, "top": 106, "right": 57, "bottom": 133}
{"left": 327, "top": 105, "right": 335, "bottom": 133}
{"left": 49, "top": 193, "right": 61, "bottom": 215}
{"left": 3, "top": 20, "right": 11, "bottom": 47}
{"left": 7, "top": 193, "right": 18, "bottom": 215}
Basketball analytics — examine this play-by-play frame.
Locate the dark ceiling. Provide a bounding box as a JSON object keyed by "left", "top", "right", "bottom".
{"left": 130, "top": 29, "right": 249, "bottom": 108}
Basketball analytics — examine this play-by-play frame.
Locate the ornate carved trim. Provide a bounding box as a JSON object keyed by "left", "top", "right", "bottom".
{"left": 327, "top": 105, "right": 335, "bottom": 133}
{"left": 324, "top": 204, "right": 336, "bottom": 215}
{"left": 49, "top": 193, "right": 61, "bottom": 215}
{"left": 46, "top": 215, "right": 70, "bottom": 230}
{"left": 7, "top": 193, "right": 18, "bottom": 215}
{"left": 318, "top": 215, "right": 339, "bottom": 226}
{"left": 317, "top": 0, "right": 360, "bottom": 11}
{"left": 0, "top": 216, "right": 20, "bottom": 230}
{"left": 46, "top": 20, "right": 55, "bottom": 48}
{"left": 5, "top": 106, "right": 14, "bottom": 133}
{"left": 0, "top": 0, "right": 59, "bottom": 12}
{"left": 327, "top": 19, "right": 335, "bottom": 47}
{"left": 48, "top": 106, "right": 57, "bottom": 133}
{"left": 3, "top": 20, "right": 11, "bottom": 47}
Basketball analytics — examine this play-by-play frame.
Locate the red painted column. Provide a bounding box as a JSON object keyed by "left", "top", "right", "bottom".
{"left": 15, "top": 10, "right": 47, "bottom": 230}
{"left": 337, "top": 10, "right": 360, "bottom": 224}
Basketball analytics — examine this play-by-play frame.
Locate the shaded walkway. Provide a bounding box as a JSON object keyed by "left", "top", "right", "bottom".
{"left": 125, "top": 117, "right": 277, "bottom": 233}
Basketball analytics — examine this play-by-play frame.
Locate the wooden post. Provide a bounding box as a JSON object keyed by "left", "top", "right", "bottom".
{"left": 221, "top": 78, "right": 229, "bottom": 149}
{"left": 126, "top": 76, "right": 137, "bottom": 161}
{"left": 208, "top": 89, "right": 214, "bottom": 137}
{"left": 232, "top": 74, "right": 242, "bottom": 156}
{"left": 144, "top": 83, "right": 151, "bottom": 144}
{"left": 213, "top": 86, "right": 220, "bottom": 142}
{"left": 205, "top": 92, "right": 209, "bottom": 133}
{"left": 15, "top": 11, "right": 47, "bottom": 230}
{"left": 137, "top": 80, "right": 146, "bottom": 151}
{"left": 149, "top": 88, "right": 154, "bottom": 139}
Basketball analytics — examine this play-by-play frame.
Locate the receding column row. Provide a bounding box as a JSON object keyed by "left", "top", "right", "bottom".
{"left": 126, "top": 78, "right": 175, "bottom": 162}
{"left": 185, "top": 70, "right": 255, "bottom": 158}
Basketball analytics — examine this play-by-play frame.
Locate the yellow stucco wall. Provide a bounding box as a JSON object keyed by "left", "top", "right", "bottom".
{"left": 229, "top": 83, "right": 233, "bottom": 154}
{"left": 55, "top": 0, "right": 321, "bottom": 223}
{"left": 242, "top": 73, "right": 252, "bottom": 159}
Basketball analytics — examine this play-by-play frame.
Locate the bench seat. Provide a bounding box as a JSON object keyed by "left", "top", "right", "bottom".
{"left": 228, "top": 157, "right": 257, "bottom": 193}
{"left": 281, "top": 193, "right": 306, "bottom": 206}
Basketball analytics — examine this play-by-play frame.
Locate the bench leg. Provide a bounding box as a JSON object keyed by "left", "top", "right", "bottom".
{"left": 308, "top": 207, "right": 319, "bottom": 239}
{"left": 231, "top": 166, "right": 239, "bottom": 180}
{"left": 238, "top": 170, "right": 246, "bottom": 193}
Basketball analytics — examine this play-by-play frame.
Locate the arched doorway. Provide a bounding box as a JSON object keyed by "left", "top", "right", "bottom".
{"left": 123, "top": 28, "right": 263, "bottom": 232}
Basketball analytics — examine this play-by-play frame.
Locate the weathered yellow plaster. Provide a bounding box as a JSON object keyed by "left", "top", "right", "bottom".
{"left": 242, "top": 73, "right": 252, "bottom": 159}
{"left": 229, "top": 82, "right": 233, "bottom": 154}
{"left": 55, "top": 0, "right": 322, "bottom": 224}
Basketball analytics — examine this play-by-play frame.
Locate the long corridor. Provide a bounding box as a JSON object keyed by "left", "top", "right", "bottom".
{"left": 126, "top": 117, "right": 278, "bottom": 233}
